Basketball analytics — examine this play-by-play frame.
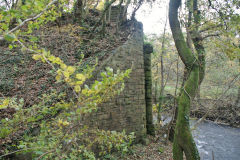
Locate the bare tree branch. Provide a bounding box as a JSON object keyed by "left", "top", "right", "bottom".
{"left": 202, "top": 33, "right": 220, "bottom": 40}
{"left": 94, "top": 0, "right": 100, "bottom": 9}
{"left": 199, "top": 24, "right": 222, "bottom": 33}
{"left": 91, "top": 0, "right": 117, "bottom": 33}
{"left": 192, "top": 74, "right": 240, "bottom": 129}
{"left": 131, "top": 0, "right": 144, "bottom": 19}
{"left": 3, "top": 0, "right": 10, "bottom": 9}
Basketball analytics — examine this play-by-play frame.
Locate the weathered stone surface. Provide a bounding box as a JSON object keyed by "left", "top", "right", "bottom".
{"left": 83, "top": 21, "right": 146, "bottom": 141}
{"left": 144, "top": 43, "right": 155, "bottom": 136}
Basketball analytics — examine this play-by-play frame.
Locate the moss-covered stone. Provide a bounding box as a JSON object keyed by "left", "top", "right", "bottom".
{"left": 144, "top": 43, "right": 155, "bottom": 136}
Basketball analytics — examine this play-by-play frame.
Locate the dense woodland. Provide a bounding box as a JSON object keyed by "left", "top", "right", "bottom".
{"left": 0, "top": 0, "right": 239, "bottom": 160}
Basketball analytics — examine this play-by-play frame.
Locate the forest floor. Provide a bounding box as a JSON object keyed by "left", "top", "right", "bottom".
{"left": 122, "top": 125, "right": 175, "bottom": 160}
{"left": 126, "top": 135, "right": 173, "bottom": 160}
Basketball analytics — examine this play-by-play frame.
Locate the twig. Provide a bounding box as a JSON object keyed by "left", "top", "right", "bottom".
{"left": 91, "top": 0, "right": 117, "bottom": 33}
{"left": 199, "top": 24, "right": 222, "bottom": 33}
{"left": 3, "top": 0, "right": 10, "bottom": 9}
{"left": 0, "top": 147, "right": 43, "bottom": 159}
{"left": 37, "top": 149, "right": 55, "bottom": 160}
{"left": 192, "top": 74, "right": 240, "bottom": 129}
{"left": 202, "top": 33, "right": 220, "bottom": 40}
{"left": 16, "top": 39, "right": 56, "bottom": 70}
{"left": 0, "top": 0, "right": 58, "bottom": 41}
{"left": 94, "top": 0, "right": 101, "bottom": 9}
{"left": 131, "top": 0, "right": 144, "bottom": 19}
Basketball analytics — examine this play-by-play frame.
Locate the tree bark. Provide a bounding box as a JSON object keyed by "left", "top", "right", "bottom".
{"left": 192, "top": 0, "right": 206, "bottom": 98}
{"left": 169, "top": 0, "right": 200, "bottom": 159}
{"left": 169, "top": 0, "right": 206, "bottom": 143}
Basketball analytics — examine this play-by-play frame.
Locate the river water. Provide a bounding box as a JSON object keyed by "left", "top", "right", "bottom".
{"left": 191, "top": 120, "right": 240, "bottom": 160}
{"left": 156, "top": 115, "right": 240, "bottom": 160}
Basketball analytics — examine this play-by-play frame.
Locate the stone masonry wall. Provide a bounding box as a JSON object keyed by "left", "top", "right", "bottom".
{"left": 106, "top": 6, "right": 126, "bottom": 23}
{"left": 83, "top": 21, "right": 146, "bottom": 140}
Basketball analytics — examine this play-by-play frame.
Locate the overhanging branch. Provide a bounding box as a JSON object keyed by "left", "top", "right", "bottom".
{"left": 202, "top": 33, "right": 220, "bottom": 40}
{"left": 0, "top": 0, "right": 58, "bottom": 41}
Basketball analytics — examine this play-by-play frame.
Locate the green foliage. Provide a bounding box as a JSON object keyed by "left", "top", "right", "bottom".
{"left": 4, "top": 34, "right": 15, "bottom": 42}
{"left": 95, "top": 130, "right": 135, "bottom": 156}
{"left": 158, "top": 147, "right": 164, "bottom": 153}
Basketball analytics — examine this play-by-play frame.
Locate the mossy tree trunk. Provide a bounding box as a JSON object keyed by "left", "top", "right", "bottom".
{"left": 191, "top": 0, "right": 206, "bottom": 98}
{"left": 144, "top": 43, "right": 155, "bottom": 136}
{"left": 169, "top": 0, "right": 206, "bottom": 144}
{"left": 169, "top": 0, "right": 200, "bottom": 159}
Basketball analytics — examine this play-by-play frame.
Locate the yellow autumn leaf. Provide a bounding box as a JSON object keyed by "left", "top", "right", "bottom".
{"left": 63, "top": 71, "right": 70, "bottom": 78}
{"left": 64, "top": 78, "right": 71, "bottom": 83}
{"left": 41, "top": 57, "right": 46, "bottom": 63}
{"left": 76, "top": 74, "right": 86, "bottom": 81}
{"left": 67, "top": 66, "right": 75, "bottom": 74}
{"left": 55, "top": 57, "right": 62, "bottom": 65}
{"left": 55, "top": 74, "right": 61, "bottom": 81}
{"left": 60, "top": 64, "right": 67, "bottom": 69}
{"left": 58, "top": 119, "right": 63, "bottom": 124}
{"left": 69, "top": 82, "right": 75, "bottom": 86}
{"left": 82, "top": 89, "right": 88, "bottom": 95}
{"left": 57, "top": 119, "right": 63, "bottom": 126}
{"left": 48, "top": 55, "right": 55, "bottom": 62}
{"left": 57, "top": 69, "right": 62, "bottom": 74}
{"left": 0, "top": 98, "right": 10, "bottom": 109}
{"left": 32, "top": 54, "right": 42, "bottom": 60}
{"left": 74, "top": 85, "right": 81, "bottom": 93}
{"left": 75, "top": 81, "right": 83, "bottom": 85}
{"left": 62, "top": 121, "right": 70, "bottom": 126}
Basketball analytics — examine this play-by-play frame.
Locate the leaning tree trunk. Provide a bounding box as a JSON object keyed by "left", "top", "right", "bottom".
{"left": 192, "top": 0, "right": 206, "bottom": 99}
{"left": 169, "top": 0, "right": 200, "bottom": 159}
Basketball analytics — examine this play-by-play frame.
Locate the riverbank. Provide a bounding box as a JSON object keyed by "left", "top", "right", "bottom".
{"left": 157, "top": 96, "right": 240, "bottom": 127}
{"left": 191, "top": 99, "right": 240, "bottom": 127}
